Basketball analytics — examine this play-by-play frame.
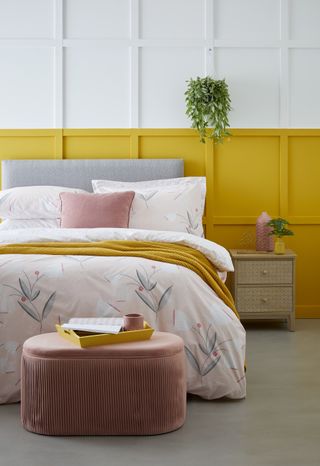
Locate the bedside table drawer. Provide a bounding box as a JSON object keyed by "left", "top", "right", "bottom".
{"left": 237, "top": 287, "right": 293, "bottom": 313}
{"left": 237, "top": 260, "right": 293, "bottom": 285}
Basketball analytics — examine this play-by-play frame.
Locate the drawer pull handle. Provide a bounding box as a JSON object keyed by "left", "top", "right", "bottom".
{"left": 261, "top": 298, "right": 268, "bottom": 303}
{"left": 262, "top": 270, "right": 268, "bottom": 275}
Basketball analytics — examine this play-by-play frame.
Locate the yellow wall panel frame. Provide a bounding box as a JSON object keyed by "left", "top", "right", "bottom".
{"left": 0, "top": 128, "right": 319, "bottom": 318}
{"left": 214, "top": 136, "right": 280, "bottom": 222}
{"left": 0, "top": 130, "right": 57, "bottom": 159}
{"left": 63, "top": 130, "right": 132, "bottom": 159}
{"left": 288, "top": 136, "right": 320, "bottom": 220}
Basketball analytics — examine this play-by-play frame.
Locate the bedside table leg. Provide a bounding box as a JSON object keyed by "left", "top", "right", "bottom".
{"left": 288, "top": 314, "right": 295, "bottom": 331}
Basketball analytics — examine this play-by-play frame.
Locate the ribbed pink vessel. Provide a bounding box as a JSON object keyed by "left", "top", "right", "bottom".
{"left": 256, "top": 212, "right": 274, "bottom": 252}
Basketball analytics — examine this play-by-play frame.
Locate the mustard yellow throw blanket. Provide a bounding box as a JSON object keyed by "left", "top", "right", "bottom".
{"left": 0, "top": 240, "right": 238, "bottom": 318}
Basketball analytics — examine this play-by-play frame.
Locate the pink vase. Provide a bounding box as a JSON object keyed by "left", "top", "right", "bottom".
{"left": 256, "top": 212, "right": 274, "bottom": 252}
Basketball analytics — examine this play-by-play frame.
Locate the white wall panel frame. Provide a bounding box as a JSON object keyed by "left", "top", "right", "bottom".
{"left": 0, "top": 0, "right": 55, "bottom": 39}
{"left": 0, "top": 0, "right": 319, "bottom": 128}
{"left": 205, "top": 0, "right": 214, "bottom": 76}
{"left": 280, "top": 0, "right": 289, "bottom": 127}
{"left": 214, "top": 0, "right": 281, "bottom": 42}
{"left": 54, "top": 0, "right": 64, "bottom": 128}
{"left": 139, "top": 0, "right": 205, "bottom": 40}
{"left": 289, "top": 0, "right": 320, "bottom": 42}
{"left": 130, "top": 0, "right": 139, "bottom": 127}
{"left": 215, "top": 48, "right": 281, "bottom": 128}
{"left": 139, "top": 46, "right": 205, "bottom": 127}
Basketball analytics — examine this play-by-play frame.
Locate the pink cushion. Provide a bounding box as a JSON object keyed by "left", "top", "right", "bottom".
{"left": 22, "top": 332, "right": 184, "bottom": 359}
{"left": 59, "top": 191, "right": 135, "bottom": 228}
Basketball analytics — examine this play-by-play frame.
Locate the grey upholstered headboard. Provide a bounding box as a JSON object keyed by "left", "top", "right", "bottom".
{"left": 1, "top": 159, "right": 184, "bottom": 191}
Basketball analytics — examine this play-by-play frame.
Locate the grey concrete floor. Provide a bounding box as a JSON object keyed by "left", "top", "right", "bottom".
{"left": 0, "top": 320, "right": 320, "bottom": 466}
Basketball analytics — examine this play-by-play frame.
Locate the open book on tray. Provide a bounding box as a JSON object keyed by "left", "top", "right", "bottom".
{"left": 61, "top": 317, "right": 124, "bottom": 334}
{"left": 56, "top": 318, "right": 154, "bottom": 347}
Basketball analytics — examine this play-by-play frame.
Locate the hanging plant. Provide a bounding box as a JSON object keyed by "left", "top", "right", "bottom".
{"left": 185, "top": 76, "right": 232, "bottom": 144}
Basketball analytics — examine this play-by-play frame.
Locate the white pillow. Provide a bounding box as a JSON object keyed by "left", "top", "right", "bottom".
{"left": 0, "top": 186, "right": 87, "bottom": 220}
{"left": 0, "top": 219, "right": 59, "bottom": 230}
{"left": 92, "top": 177, "right": 206, "bottom": 237}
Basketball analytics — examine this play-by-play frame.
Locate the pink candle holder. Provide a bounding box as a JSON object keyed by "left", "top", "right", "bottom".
{"left": 123, "top": 313, "right": 144, "bottom": 331}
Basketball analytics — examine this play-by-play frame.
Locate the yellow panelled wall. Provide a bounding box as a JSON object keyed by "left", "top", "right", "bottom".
{"left": 0, "top": 128, "right": 319, "bottom": 318}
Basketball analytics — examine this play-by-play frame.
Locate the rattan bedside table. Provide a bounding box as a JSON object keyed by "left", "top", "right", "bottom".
{"left": 228, "top": 249, "right": 296, "bottom": 331}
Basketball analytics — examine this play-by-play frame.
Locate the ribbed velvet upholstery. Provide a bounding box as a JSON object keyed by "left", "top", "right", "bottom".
{"left": 21, "top": 332, "right": 186, "bottom": 436}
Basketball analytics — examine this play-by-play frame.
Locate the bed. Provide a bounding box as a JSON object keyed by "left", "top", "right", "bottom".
{"left": 0, "top": 159, "right": 246, "bottom": 403}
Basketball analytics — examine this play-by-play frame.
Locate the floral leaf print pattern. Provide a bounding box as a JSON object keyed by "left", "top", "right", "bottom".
{"left": 106, "top": 302, "right": 124, "bottom": 315}
{"left": 201, "top": 358, "right": 221, "bottom": 376}
{"left": 136, "top": 270, "right": 156, "bottom": 291}
{"left": 158, "top": 285, "right": 173, "bottom": 310}
{"left": 185, "top": 346, "right": 201, "bottom": 373}
{"left": 184, "top": 344, "right": 221, "bottom": 377}
{"left": 63, "top": 256, "right": 94, "bottom": 268}
{"left": 184, "top": 323, "right": 222, "bottom": 376}
{"left": 4, "top": 271, "right": 56, "bottom": 332}
{"left": 186, "top": 210, "right": 199, "bottom": 232}
{"left": 18, "top": 278, "right": 32, "bottom": 300}
{"left": 189, "top": 323, "right": 245, "bottom": 384}
{"left": 175, "top": 210, "right": 200, "bottom": 235}
{"left": 198, "top": 325, "right": 217, "bottom": 356}
{"left": 123, "top": 266, "right": 173, "bottom": 316}
{"left": 31, "top": 289, "right": 41, "bottom": 301}
{"left": 137, "top": 191, "right": 158, "bottom": 208}
{"left": 134, "top": 284, "right": 173, "bottom": 313}
{"left": 134, "top": 282, "right": 173, "bottom": 314}
{"left": 42, "top": 292, "right": 56, "bottom": 320}
{"left": 135, "top": 290, "right": 155, "bottom": 312}
{"left": 18, "top": 301, "right": 39, "bottom": 322}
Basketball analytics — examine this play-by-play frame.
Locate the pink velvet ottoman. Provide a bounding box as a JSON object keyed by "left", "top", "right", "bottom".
{"left": 21, "top": 332, "right": 186, "bottom": 435}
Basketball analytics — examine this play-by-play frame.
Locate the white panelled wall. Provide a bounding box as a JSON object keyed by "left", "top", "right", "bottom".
{"left": 0, "top": 0, "right": 319, "bottom": 128}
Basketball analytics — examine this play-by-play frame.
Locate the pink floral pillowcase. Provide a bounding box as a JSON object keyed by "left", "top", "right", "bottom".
{"left": 92, "top": 177, "right": 206, "bottom": 237}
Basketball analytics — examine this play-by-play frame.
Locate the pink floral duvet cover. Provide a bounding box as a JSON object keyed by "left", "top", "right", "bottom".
{"left": 0, "top": 228, "right": 246, "bottom": 403}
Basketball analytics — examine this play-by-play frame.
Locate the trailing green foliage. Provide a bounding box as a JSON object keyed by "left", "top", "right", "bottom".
{"left": 185, "top": 76, "right": 232, "bottom": 143}
{"left": 267, "top": 218, "right": 294, "bottom": 238}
